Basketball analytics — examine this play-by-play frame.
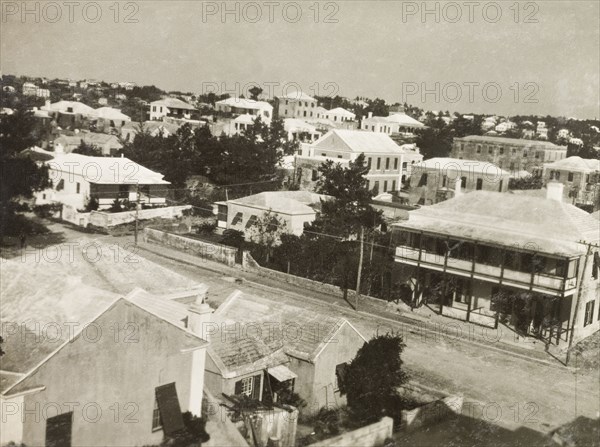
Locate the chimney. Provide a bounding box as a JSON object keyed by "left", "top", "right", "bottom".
{"left": 45, "top": 99, "right": 51, "bottom": 108}
{"left": 187, "top": 285, "right": 213, "bottom": 340}
{"left": 454, "top": 176, "right": 462, "bottom": 196}
{"left": 368, "top": 111, "right": 373, "bottom": 119}
{"left": 546, "top": 181, "right": 564, "bottom": 202}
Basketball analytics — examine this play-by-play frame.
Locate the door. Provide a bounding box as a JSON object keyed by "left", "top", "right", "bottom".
{"left": 46, "top": 412, "right": 73, "bottom": 447}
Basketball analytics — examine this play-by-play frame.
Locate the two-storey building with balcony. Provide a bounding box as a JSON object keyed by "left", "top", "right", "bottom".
{"left": 297, "top": 129, "right": 423, "bottom": 194}
{"left": 392, "top": 185, "right": 600, "bottom": 344}
{"left": 451, "top": 136, "right": 567, "bottom": 176}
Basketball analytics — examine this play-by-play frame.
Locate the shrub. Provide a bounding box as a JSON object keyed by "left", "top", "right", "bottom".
{"left": 221, "top": 229, "right": 245, "bottom": 249}
{"left": 83, "top": 197, "right": 99, "bottom": 212}
{"left": 33, "top": 203, "right": 61, "bottom": 219}
{"left": 196, "top": 220, "right": 217, "bottom": 235}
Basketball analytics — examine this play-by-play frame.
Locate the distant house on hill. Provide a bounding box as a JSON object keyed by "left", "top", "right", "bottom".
{"left": 149, "top": 98, "right": 197, "bottom": 121}
{"left": 53, "top": 132, "right": 123, "bottom": 156}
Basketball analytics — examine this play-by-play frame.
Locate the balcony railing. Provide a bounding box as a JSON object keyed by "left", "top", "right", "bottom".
{"left": 395, "top": 246, "right": 576, "bottom": 295}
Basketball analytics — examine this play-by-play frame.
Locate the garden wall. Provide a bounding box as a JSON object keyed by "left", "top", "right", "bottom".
{"left": 144, "top": 227, "right": 238, "bottom": 267}
{"left": 307, "top": 417, "right": 393, "bottom": 447}
{"left": 89, "top": 205, "right": 191, "bottom": 228}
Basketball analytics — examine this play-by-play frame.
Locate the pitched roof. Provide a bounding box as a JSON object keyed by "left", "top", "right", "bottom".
{"left": 228, "top": 191, "right": 330, "bottom": 215}
{"left": 216, "top": 97, "right": 272, "bottom": 110}
{"left": 278, "top": 91, "right": 316, "bottom": 102}
{"left": 385, "top": 112, "right": 424, "bottom": 128}
{"left": 457, "top": 135, "right": 566, "bottom": 149}
{"left": 394, "top": 191, "right": 599, "bottom": 256}
{"left": 313, "top": 129, "right": 406, "bottom": 154}
{"left": 233, "top": 113, "right": 257, "bottom": 124}
{"left": 327, "top": 107, "right": 356, "bottom": 117}
{"left": 151, "top": 97, "right": 196, "bottom": 110}
{"left": 0, "top": 239, "right": 201, "bottom": 383}
{"left": 213, "top": 291, "right": 366, "bottom": 367}
{"left": 284, "top": 118, "right": 318, "bottom": 133}
{"left": 544, "top": 156, "right": 600, "bottom": 172}
{"left": 415, "top": 158, "right": 510, "bottom": 176}
{"left": 95, "top": 107, "right": 131, "bottom": 121}
{"left": 47, "top": 153, "right": 169, "bottom": 184}
{"left": 42, "top": 100, "right": 97, "bottom": 116}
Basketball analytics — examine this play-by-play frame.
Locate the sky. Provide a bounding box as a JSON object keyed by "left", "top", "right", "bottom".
{"left": 1, "top": 1, "right": 599, "bottom": 118}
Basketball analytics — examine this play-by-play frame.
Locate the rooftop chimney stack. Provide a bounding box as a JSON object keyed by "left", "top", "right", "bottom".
{"left": 368, "top": 111, "right": 373, "bottom": 119}
{"left": 546, "top": 181, "right": 564, "bottom": 202}
{"left": 187, "top": 285, "right": 213, "bottom": 341}
{"left": 454, "top": 176, "right": 462, "bottom": 197}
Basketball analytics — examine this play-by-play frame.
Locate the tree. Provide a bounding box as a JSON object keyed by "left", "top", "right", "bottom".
{"left": 0, "top": 108, "right": 50, "bottom": 237}
{"left": 72, "top": 141, "right": 102, "bottom": 156}
{"left": 314, "top": 153, "right": 383, "bottom": 237}
{"left": 246, "top": 210, "right": 287, "bottom": 263}
{"left": 248, "top": 86, "right": 263, "bottom": 100}
{"left": 345, "top": 332, "right": 409, "bottom": 425}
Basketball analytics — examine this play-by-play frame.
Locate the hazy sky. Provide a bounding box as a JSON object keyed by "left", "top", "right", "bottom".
{"left": 2, "top": 1, "right": 599, "bottom": 118}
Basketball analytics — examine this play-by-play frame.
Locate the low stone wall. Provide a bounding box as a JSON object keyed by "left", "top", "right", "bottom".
{"left": 307, "top": 417, "right": 393, "bottom": 447}
{"left": 242, "top": 252, "right": 343, "bottom": 297}
{"left": 144, "top": 227, "right": 238, "bottom": 267}
{"left": 89, "top": 205, "right": 191, "bottom": 228}
{"left": 61, "top": 205, "right": 90, "bottom": 227}
{"left": 400, "top": 396, "right": 463, "bottom": 432}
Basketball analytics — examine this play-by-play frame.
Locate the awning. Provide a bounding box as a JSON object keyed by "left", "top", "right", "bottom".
{"left": 268, "top": 365, "right": 297, "bottom": 382}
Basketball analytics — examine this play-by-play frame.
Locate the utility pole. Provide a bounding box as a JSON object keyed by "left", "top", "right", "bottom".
{"left": 356, "top": 226, "right": 364, "bottom": 311}
{"left": 134, "top": 184, "right": 140, "bottom": 246}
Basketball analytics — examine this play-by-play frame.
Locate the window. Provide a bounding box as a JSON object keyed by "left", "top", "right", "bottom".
{"left": 383, "top": 181, "right": 388, "bottom": 192}
{"left": 510, "top": 162, "right": 515, "bottom": 171}
{"left": 285, "top": 109, "right": 288, "bottom": 115}
{"left": 442, "top": 175, "right": 447, "bottom": 187}
{"left": 394, "top": 158, "right": 399, "bottom": 170}
{"left": 311, "top": 169, "right": 319, "bottom": 181}
{"left": 367, "top": 157, "right": 372, "bottom": 169}
{"left": 402, "top": 162, "right": 407, "bottom": 169}
{"left": 321, "top": 153, "right": 326, "bottom": 156}
{"left": 592, "top": 252, "right": 599, "bottom": 279}
{"left": 476, "top": 145, "right": 482, "bottom": 153}
{"left": 418, "top": 173, "right": 428, "bottom": 186}
{"left": 523, "top": 151, "right": 528, "bottom": 158}
{"left": 56, "top": 179, "right": 64, "bottom": 191}
{"left": 234, "top": 374, "right": 262, "bottom": 400}
{"left": 231, "top": 212, "right": 243, "bottom": 226}
{"left": 460, "top": 143, "right": 464, "bottom": 151}
{"left": 391, "top": 180, "right": 396, "bottom": 191}
{"left": 554, "top": 171, "right": 561, "bottom": 180}
{"left": 303, "top": 111, "right": 307, "bottom": 117}
{"left": 373, "top": 181, "right": 379, "bottom": 194}
{"left": 499, "top": 147, "right": 504, "bottom": 154}
{"left": 152, "top": 398, "right": 162, "bottom": 431}
{"left": 512, "top": 148, "right": 517, "bottom": 155}
{"left": 568, "top": 172, "right": 574, "bottom": 182}
{"left": 376, "top": 158, "right": 381, "bottom": 169}
{"left": 584, "top": 301, "right": 595, "bottom": 326}
{"left": 245, "top": 215, "right": 258, "bottom": 229}
{"left": 488, "top": 147, "right": 493, "bottom": 154}
{"left": 385, "top": 158, "right": 390, "bottom": 169}
{"left": 76, "top": 183, "right": 80, "bottom": 194}
{"left": 476, "top": 178, "right": 483, "bottom": 190}
{"left": 461, "top": 177, "right": 467, "bottom": 188}
{"left": 335, "top": 363, "right": 348, "bottom": 395}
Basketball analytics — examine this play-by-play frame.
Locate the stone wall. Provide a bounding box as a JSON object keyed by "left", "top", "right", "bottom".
{"left": 144, "top": 227, "right": 238, "bottom": 266}
{"left": 307, "top": 417, "right": 393, "bottom": 447}
{"left": 89, "top": 205, "right": 191, "bottom": 228}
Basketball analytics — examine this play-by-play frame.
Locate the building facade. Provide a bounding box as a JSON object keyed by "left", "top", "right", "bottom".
{"left": 275, "top": 92, "right": 318, "bottom": 119}
{"left": 451, "top": 136, "right": 567, "bottom": 175}
{"left": 409, "top": 158, "right": 510, "bottom": 205}
{"left": 392, "top": 188, "right": 600, "bottom": 345}
{"left": 543, "top": 156, "right": 600, "bottom": 210}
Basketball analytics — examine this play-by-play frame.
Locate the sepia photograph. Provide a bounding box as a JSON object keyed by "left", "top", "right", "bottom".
{"left": 0, "top": 1, "right": 599, "bottom": 446}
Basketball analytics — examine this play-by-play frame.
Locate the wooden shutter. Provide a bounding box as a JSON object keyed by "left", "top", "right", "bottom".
{"left": 336, "top": 363, "right": 348, "bottom": 395}
{"left": 234, "top": 379, "right": 244, "bottom": 395}
{"left": 251, "top": 374, "right": 262, "bottom": 400}
{"left": 46, "top": 412, "right": 73, "bottom": 447}
{"left": 155, "top": 383, "right": 185, "bottom": 436}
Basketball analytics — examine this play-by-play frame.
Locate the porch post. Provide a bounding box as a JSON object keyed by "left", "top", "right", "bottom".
{"left": 467, "top": 242, "right": 477, "bottom": 322}
{"left": 495, "top": 249, "right": 506, "bottom": 329}
{"left": 441, "top": 236, "right": 450, "bottom": 315}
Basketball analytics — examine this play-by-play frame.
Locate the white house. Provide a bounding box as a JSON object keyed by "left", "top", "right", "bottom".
{"left": 94, "top": 107, "right": 131, "bottom": 133}
{"left": 301, "top": 129, "right": 423, "bottom": 193}
{"left": 36, "top": 153, "right": 170, "bottom": 210}
{"left": 323, "top": 107, "right": 356, "bottom": 123}
{"left": 275, "top": 91, "right": 318, "bottom": 119}
{"left": 283, "top": 118, "right": 321, "bottom": 142}
{"left": 149, "top": 98, "right": 197, "bottom": 121}
{"left": 215, "top": 97, "right": 273, "bottom": 124}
